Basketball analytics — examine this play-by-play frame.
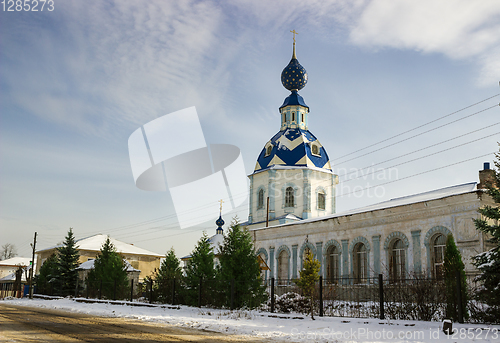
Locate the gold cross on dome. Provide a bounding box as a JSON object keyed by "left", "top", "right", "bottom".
{"left": 290, "top": 30, "right": 298, "bottom": 44}
{"left": 218, "top": 199, "right": 224, "bottom": 212}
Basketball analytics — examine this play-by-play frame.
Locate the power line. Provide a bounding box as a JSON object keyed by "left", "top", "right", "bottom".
{"left": 336, "top": 151, "right": 496, "bottom": 198}
{"left": 337, "top": 121, "right": 500, "bottom": 181}
{"left": 339, "top": 131, "right": 500, "bottom": 183}
{"left": 333, "top": 93, "right": 500, "bottom": 162}
{"left": 335, "top": 104, "right": 498, "bottom": 165}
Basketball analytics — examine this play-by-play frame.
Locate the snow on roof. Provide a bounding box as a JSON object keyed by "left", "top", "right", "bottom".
{"left": 0, "top": 257, "right": 31, "bottom": 266}
{"left": 0, "top": 266, "right": 30, "bottom": 282}
{"left": 251, "top": 182, "right": 479, "bottom": 231}
{"left": 75, "top": 259, "right": 140, "bottom": 272}
{"left": 37, "top": 234, "right": 162, "bottom": 257}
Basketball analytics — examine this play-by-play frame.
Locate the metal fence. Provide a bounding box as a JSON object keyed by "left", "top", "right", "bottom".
{"left": 265, "top": 272, "right": 498, "bottom": 324}
{"left": 29, "top": 272, "right": 498, "bottom": 324}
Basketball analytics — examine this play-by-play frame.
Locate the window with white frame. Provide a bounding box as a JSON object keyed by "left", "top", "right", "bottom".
{"left": 257, "top": 189, "right": 264, "bottom": 209}
{"left": 311, "top": 144, "right": 320, "bottom": 156}
{"left": 431, "top": 234, "right": 446, "bottom": 279}
{"left": 326, "top": 245, "right": 340, "bottom": 283}
{"left": 302, "top": 247, "right": 312, "bottom": 267}
{"left": 278, "top": 249, "right": 289, "bottom": 284}
{"left": 390, "top": 239, "right": 405, "bottom": 282}
{"left": 317, "top": 191, "right": 325, "bottom": 210}
{"left": 265, "top": 145, "right": 272, "bottom": 157}
{"left": 353, "top": 243, "right": 367, "bottom": 283}
{"left": 285, "top": 187, "right": 294, "bottom": 207}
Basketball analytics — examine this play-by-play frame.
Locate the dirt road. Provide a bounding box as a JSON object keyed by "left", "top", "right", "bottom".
{"left": 0, "top": 303, "right": 270, "bottom": 342}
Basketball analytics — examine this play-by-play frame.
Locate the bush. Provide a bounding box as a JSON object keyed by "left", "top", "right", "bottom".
{"left": 265, "top": 292, "right": 310, "bottom": 314}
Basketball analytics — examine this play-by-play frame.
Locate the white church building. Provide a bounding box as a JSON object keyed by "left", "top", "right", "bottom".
{"left": 244, "top": 38, "right": 497, "bottom": 283}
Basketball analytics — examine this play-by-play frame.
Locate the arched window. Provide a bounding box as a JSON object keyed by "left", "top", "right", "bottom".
{"left": 301, "top": 113, "right": 304, "bottom": 123}
{"left": 282, "top": 113, "right": 286, "bottom": 124}
{"left": 257, "top": 189, "right": 264, "bottom": 209}
{"left": 302, "top": 247, "right": 312, "bottom": 267}
{"left": 259, "top": 252, "right": 267, "bottom": 280}
{"left": 311, "top": 145, "right": 320, "bottom": 156}
{"left": 431, "top": 234, "right": 446, "bottom": 279}
{"left": 292, "top": 112, "right": 295, "bottom": 122}
{"left": 326, "top": 245, "right": 340, "bottom": 283}
{"left": 278, "top": 250, "right": 289, "bottom": 284}
{"left": 353, "top": 243, "right": 367, "bottom": 283}
{"left": 285, "top": 187, "right": 294, "bottom": 207}
{"left": 390, "top": 239, "right": 405, "bottom": 282}
{"left": 265, "top": 145, "right": 272, "bottom": 157}
{"left": 317, "top": 191, "right": 325, "bottom": 210}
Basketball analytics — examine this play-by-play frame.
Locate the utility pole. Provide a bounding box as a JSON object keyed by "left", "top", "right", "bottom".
{"left": 29, "top": 232, "right": 37, "bottom": 299}
{"left": 266, "top": 197, "right": 270, "bottom": 227}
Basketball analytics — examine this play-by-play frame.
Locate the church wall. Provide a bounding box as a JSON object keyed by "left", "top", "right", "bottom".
{"left": 251, "top": 191, "right": 487, "bottom": 280}
{"left": 249, "top": 168, "right": 336, "bottom": 224}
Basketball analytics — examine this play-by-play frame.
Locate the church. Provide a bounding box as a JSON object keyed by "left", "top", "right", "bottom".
{"left": 243, "top": 35, "right": 497, "bottom": 283}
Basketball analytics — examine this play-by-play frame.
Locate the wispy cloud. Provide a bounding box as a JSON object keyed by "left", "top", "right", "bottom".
{"left": 349, "top": 0, "right": 500, "bottom": 85}
{"left": 1, "top": 1, "right": 230, "bottom": 137}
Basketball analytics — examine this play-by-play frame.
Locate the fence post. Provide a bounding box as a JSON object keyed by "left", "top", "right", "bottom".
{"left": 130, "top": 279, "right": 134, "bottom": 302}
{"left": 230, "top": 279, "right": 235, "bottom": 310}
{"left": 379, "top": 274, "right": 385, "bottom": 320}
{"left": 74, "top": 279, "right": 79, "bottom": 298}
{"left": 270, "top": 278, "right": 275, "bottom": 313}
{"left": 456, "top": 270, "right": 464, "bottom": 323}
{"left": 149, "top": 279, "right": 153, "bottom": 304}
{"left": 113, "top": 279, "right": 117, "bottom": 301}
{"left": 86, "top": 280, "right": 89, "bottom": 299}
{"left": 171, "top": 279, "right": 176, "bottom": 305}
{"left": 99, "top": 280, "right": 102, "bottom": 300}
{"left": 198, "top": 278, "right": 202, "bottom": 308}
{"left": 319, "top": 275, "right": 323, "bottom": 317}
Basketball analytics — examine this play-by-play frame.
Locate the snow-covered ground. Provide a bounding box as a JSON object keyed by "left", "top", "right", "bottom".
{"left": 2, "top": 297, "right": 500, "bottom": 342}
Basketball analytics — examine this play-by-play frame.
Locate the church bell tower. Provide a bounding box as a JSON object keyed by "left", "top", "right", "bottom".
{"left": 247, "top": 32, "right": 339, "bottom": 228}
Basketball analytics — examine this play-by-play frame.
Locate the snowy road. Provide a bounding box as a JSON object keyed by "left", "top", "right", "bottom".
{"left": 1, "top": 298, "right": 500, "bottom": 342}
{"left": 0, "top": 303, "right": 269, "bottom": 342}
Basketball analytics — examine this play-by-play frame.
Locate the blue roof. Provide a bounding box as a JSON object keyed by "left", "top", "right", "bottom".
{"left": 253, "top": 128, "right": 332, "bottom": 173}
{"left": 279, "top": 90, "right": 309, "bottom": 110}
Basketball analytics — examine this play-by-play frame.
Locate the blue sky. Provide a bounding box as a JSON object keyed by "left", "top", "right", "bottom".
{"left": 1, "top": 0, "right": 500, "bottom": 260}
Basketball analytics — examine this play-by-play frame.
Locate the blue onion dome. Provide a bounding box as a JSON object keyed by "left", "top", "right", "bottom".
{"left": 253, "top": 129, "right": 332, "bottom": 173}
{"left": 281, "top": 46, "right": 308, "bottom": 91}
{"left": 216, "top": 215, "right": 225, "bottom": 227}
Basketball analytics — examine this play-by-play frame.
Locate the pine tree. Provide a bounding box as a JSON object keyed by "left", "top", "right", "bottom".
{"left": 87, "top": 236, "right": 128, "bottom": 300}
{"left": 472, "top": 145, "right": 500, "bottom": 321}
{"left": 218, "top": 219, "right": 266, "bottom": 309}
{"left": 155, "top": 247, "right": 182, "bottom": 303}
{"left": 295, "top": 249, "right": 320, "bottom": 320}
{"left": 35, "top": 253, "right": 59, "bottom": 295}
{"left": 57, "top": 228, "right": 80, "bottom": 296}
{"left": 443, "top": 234, "right": 468, "bottom": 321}
{"left": 184, "top": 232, "right": 215, "bottom": 306}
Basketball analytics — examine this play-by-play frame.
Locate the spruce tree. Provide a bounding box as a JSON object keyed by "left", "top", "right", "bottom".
{"left": 87, "top": 236, "right": 128, "bottom": 300}
{"left": 36, "top": 253, "right": 59, "bottom": 295}
{"left": 472, "top": 146, "right": 500, "bottom": 321}
{"left": 443, "top": 234, "right": 468, "bottom": 321}
{"left": 155, "top": 247, "right": 182, "bottom": 303}
{"left": 218, "top": 219, "right": 266, "bottom": 309}
{"left": 295, "top": 249, "right": 320, "bottom": 320}
{"left": 57, "top": 228, "right": 80, "bottom": 296}
{"left": 184, "top": 232, "right": 215, "bottom": 306}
